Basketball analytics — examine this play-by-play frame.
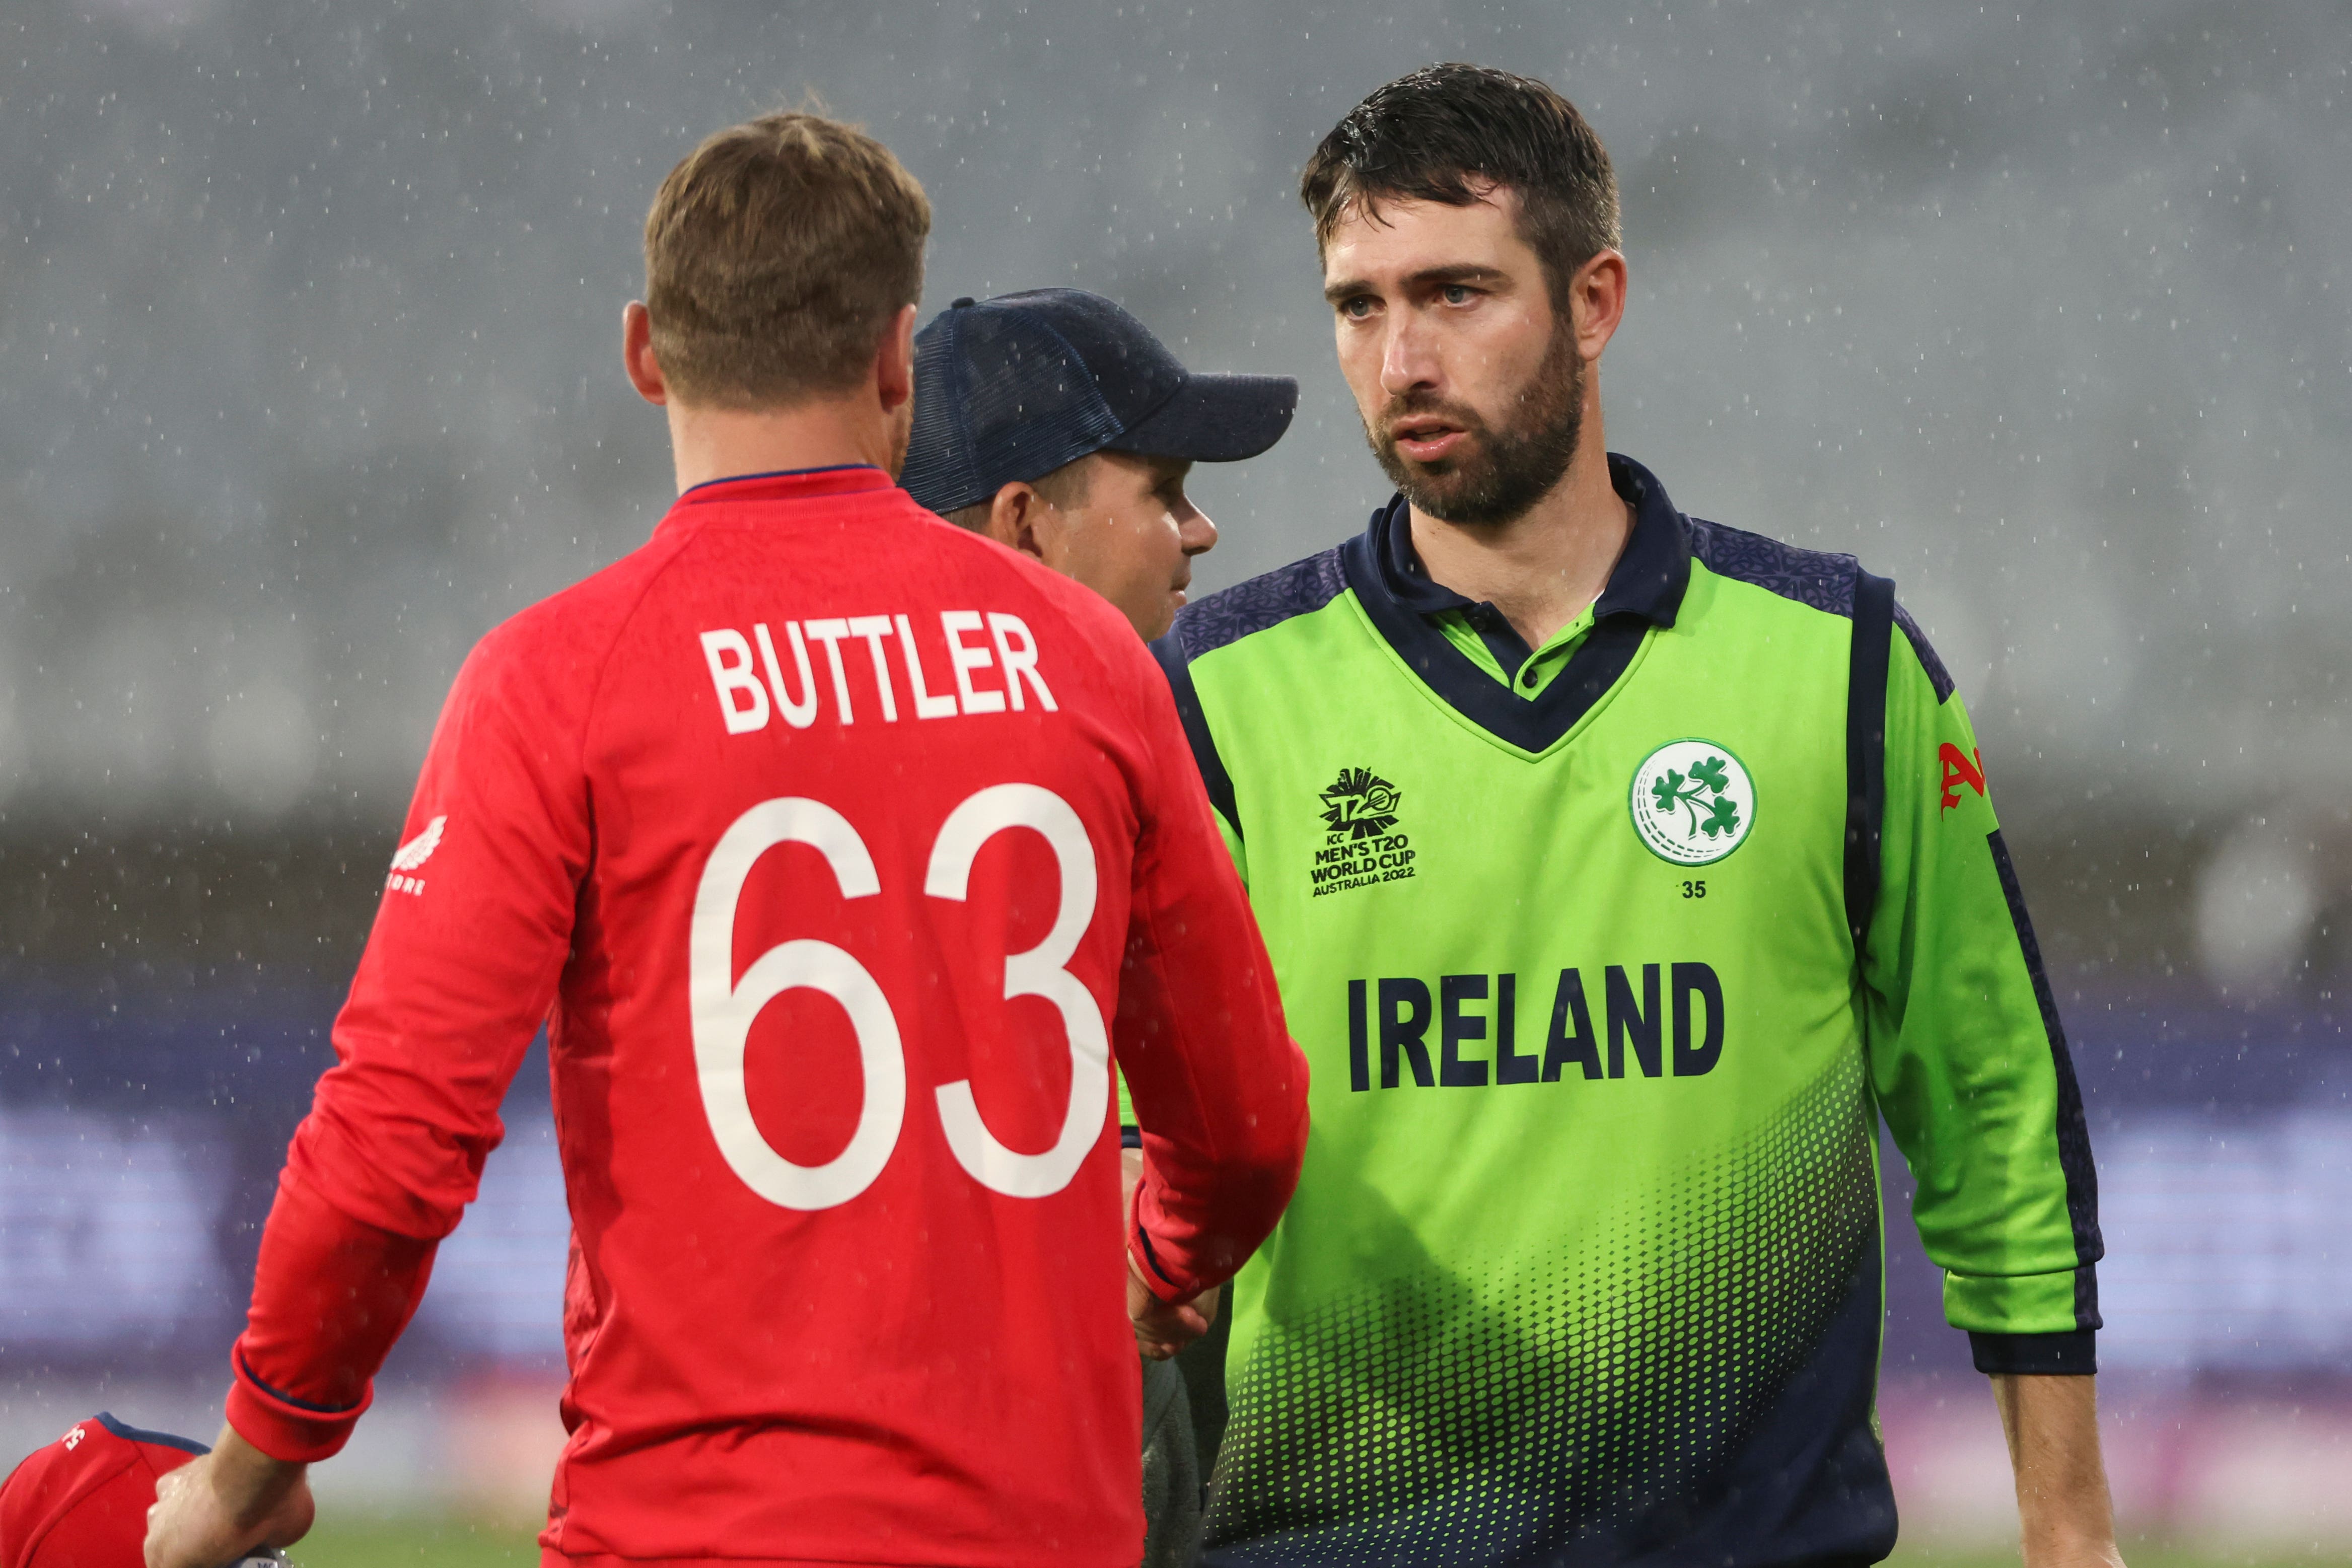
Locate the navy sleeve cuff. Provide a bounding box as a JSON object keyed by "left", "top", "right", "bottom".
{"left": 1120, "top": 1123, "right": 1143, "bottom": 1149}
{"left": 1969, "top": 1329, "right": 2097, "bottom": 1375}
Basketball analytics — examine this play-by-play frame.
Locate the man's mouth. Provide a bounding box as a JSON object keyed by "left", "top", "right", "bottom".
{"left": 1389, "top": 418, "right": 1467, "bottom": 463}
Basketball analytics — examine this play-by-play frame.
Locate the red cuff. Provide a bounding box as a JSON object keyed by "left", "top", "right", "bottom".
{"left": 228, "top": 1167, "right": 437, "bottom": 1463}
{"left": 1126, "top": 1182, "right": 1187, "bottom": 1305}
{"left": 226, "top": 1341, "right": 372, "bottom": 1463}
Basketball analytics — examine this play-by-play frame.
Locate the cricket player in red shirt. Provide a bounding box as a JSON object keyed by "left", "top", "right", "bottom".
{"left": 143, "top": 113, "right": 1308, "bottom": 1568}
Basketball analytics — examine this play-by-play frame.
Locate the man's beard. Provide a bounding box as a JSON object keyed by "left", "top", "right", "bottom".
{"left": 1366, "top": 325, "right": 1586, "bottom": 528}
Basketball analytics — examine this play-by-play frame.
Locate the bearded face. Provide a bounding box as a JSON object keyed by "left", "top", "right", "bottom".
{"left": 1364, "top": 314, "right": 1585, "bottom": 528}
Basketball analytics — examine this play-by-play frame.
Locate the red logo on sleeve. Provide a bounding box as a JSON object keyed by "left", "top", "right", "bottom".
{"left": 1938, "top": 745, "right": 1986, "bottom": 813}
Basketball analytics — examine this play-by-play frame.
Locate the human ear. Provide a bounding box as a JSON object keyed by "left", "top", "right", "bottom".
{"left": 875, "top": 303, "right": 919, "bottom": 412}
{"left": 1570, "top": 250, "right": 1628, "bottom": 363}
{"left": 622, "top": 302, "right": 668, "bottom": 405}
{"left": 986, "top": 483, "right": 1049, "bottom": 562}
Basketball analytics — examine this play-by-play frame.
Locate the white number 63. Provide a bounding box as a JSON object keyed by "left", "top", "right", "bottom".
{"left": 689, "top": 785, "right": 1109, "bottom": 1210}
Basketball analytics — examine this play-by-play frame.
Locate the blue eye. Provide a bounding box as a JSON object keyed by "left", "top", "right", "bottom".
{"left": 1442, "top": 284, "right": 1473, "bottom": 305}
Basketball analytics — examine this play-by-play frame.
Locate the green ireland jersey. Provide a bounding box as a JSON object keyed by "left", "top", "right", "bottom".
{"left": 1148, "top": 455, "right": 2101, "bottom": 1567}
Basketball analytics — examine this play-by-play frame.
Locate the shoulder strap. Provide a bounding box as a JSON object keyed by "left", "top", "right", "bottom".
{"left": 1150, "top": 635, "right": 1241, "bottom": 837}
{"left": 1843, "top": 571, "right": 1895, "bottom": 960}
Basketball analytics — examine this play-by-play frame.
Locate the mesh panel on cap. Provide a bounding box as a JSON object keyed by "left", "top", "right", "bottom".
{"left": 902, "top": 312, "right": 981, "bottom": 513}
{"left": 902, "top": 306, "right": 1125, "bottom": 515}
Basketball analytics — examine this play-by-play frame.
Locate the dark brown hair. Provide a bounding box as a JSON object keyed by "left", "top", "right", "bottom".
{"left": 644, "top": 112, "right": 931, "bottom": 408}
{"left": 1300, "top": 64, "right": 1619, "bottom": 303}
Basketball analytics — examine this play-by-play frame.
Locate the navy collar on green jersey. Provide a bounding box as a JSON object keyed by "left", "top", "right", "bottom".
{"left": 1344, "top": 453, "right": 1692, "bottom": 753}
{"left": 1370, "top": 454, "right": 1689, "bottom": 628}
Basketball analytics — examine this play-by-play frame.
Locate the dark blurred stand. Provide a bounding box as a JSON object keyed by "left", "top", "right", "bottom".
{"left": 0, "top": 825, "right": 556, "bottom": 1385}
{"left": 3, "top": 815, "right": 2346, "bottom": 1399}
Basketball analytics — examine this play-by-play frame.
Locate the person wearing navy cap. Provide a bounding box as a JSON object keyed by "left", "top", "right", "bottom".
{"left": 904, "top": 288, "right": 1297, "bottom": 642}
{"left": 904, "top": 288, "right": 1297, "bottom": 1567}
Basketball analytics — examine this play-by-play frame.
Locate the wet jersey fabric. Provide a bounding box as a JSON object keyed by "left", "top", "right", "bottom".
{"left": 227, "top": 466, "right": 1309, "bottom": 1568}
{"left": 1151, "top": 454, "right": 2101, "bottom": 1568}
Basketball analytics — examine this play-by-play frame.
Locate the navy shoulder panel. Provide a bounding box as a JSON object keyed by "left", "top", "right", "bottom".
{"left": 1685, "top": 516, "right": 1861, "bottom": 618}
{"left": 1892, "top": 601, "right": 1958, "bottom": 703}
{"left": 1149, "top": 545, "right": 1344, "bottom": 842}
{"left": 1166, "top": 545, "right": 1348, "bottom": 665}
{"left": 1687, "top": 515, "right": 1957, "bottom": 702}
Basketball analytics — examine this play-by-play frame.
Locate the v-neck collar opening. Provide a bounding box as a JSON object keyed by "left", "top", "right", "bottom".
{"left": 1348, "top": 454, "right": 1692, "bottom": 753}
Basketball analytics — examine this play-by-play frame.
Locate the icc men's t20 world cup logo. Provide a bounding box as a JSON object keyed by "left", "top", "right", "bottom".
{"left": 1310, "top": 767, "right": 1416, "bottom": 895}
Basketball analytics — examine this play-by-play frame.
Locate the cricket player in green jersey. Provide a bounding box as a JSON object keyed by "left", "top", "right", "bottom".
{"left": 1152, "top": 66, "right": 2119, "bottom": 1567}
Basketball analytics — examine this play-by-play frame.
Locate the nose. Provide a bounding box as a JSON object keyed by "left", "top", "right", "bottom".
{"left": 1379, "top": 314, "right": 1438, "bottom": 401}
{"left": 1178, "top": 500, "right": 1218, "bottom": 558}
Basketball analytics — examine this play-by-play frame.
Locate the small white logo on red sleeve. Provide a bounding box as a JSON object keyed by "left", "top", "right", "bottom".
{"left": 387, "top": 814, "right": 446, "bottom": 896}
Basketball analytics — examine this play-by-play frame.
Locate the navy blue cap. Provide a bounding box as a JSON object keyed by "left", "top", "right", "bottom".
{"left": 902, "top": 288, "right": 1298, "bottom": 516}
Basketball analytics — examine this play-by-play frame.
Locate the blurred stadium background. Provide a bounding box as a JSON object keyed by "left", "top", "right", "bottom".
{"left": 2, "top": 1, "right": 2345, "bottom": 1562}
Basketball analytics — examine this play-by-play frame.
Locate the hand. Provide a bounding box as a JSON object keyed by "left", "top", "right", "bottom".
{"left": 1128, "top": 1253, "right": 1221, "bottom": 1361}
{"left": 144, "top": 1424, "right": 314, "bottom": 1568}
{"left": 1121, "top": 1142, "right": 1223, "bottom": 1358}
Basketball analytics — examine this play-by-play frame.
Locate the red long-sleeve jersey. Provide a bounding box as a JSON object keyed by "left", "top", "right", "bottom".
{"left": 226, "top": 467, "right": 1308, "bottom": 1568}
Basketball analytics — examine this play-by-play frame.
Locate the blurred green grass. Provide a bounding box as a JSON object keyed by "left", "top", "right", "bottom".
{"left": 295, "top": 1515, "right": 536, "bottom": 1568}
{"left": 290, "top": 1515, "right": 2339, "bottom": 1568}
{"left": 1886, "top": 1545, "right": 2334, "bottom": 1568}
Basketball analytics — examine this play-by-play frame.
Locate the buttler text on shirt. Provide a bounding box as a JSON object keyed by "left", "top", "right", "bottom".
{"left": 698, "top": 611, "right": 1057, "bottom": 733}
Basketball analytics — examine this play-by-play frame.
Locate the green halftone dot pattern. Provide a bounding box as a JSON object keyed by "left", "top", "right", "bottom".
{"left": 1204, "top": 1054, "right": 1878, "bottom": 1562}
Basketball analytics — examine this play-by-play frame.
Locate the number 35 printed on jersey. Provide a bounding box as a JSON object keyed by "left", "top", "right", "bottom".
{"left": 689, "top": 785, "right": 1110, "bottom": 1210}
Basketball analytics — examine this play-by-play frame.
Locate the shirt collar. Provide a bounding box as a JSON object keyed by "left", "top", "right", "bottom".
{"left": 1366, "top": 452, "right": 1692, "bottom": 631}
{"left": 676, "top": 464, "right": 895, "bottom": 507}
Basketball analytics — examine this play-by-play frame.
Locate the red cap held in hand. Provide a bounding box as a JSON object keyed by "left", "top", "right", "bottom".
{"left": 2, "top": 1413, "right": 212, "bottom": 1568}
